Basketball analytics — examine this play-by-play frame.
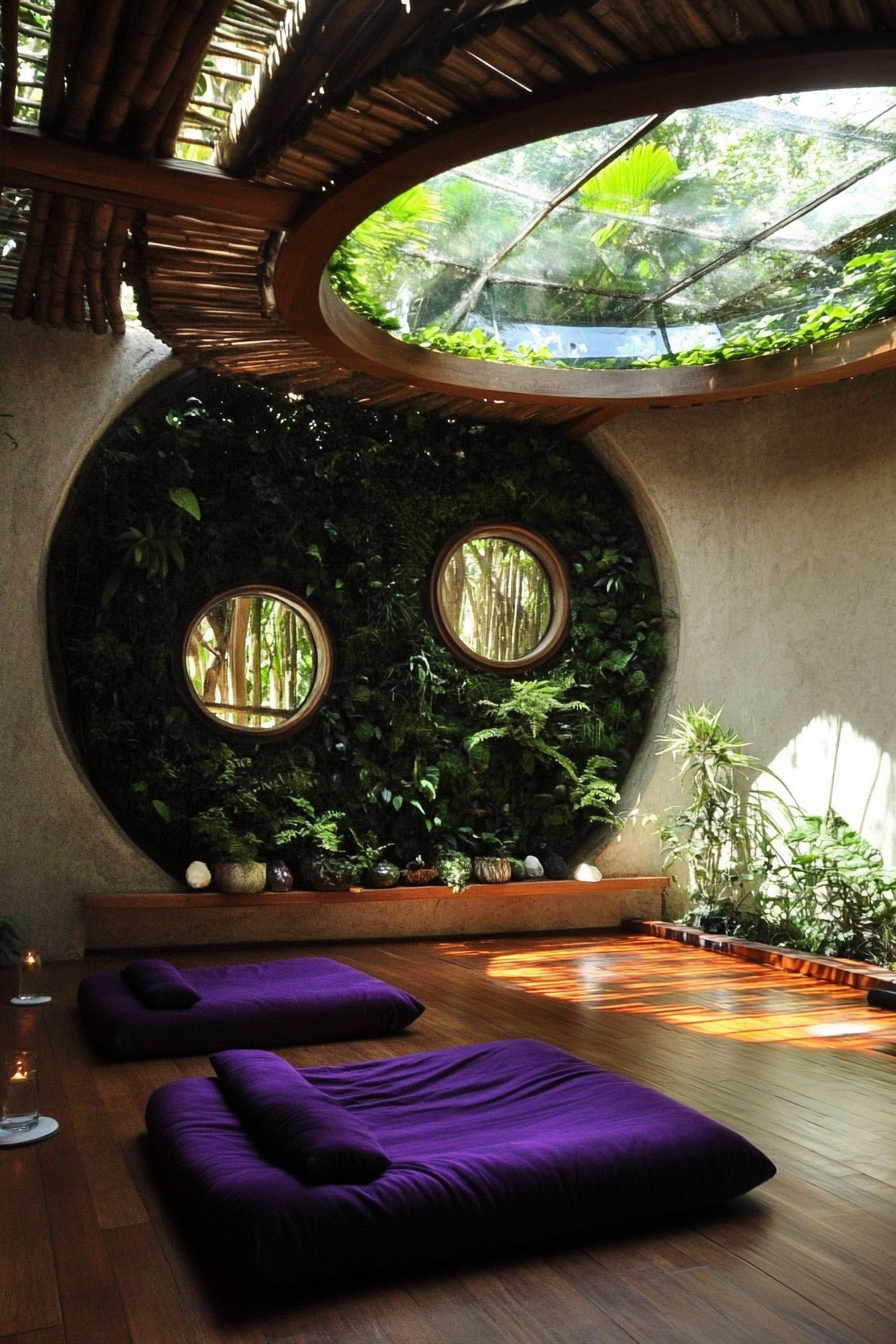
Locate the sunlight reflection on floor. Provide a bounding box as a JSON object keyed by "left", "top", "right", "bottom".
{"left": 440, "top": 935, "right": 896, "bottom": 1052}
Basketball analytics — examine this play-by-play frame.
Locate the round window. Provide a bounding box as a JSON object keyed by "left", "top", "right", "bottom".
{"left": 181, "top": 586, "right": 332, "bottom": 739}
{"left": 431, "top": 524, "right": 569, "bottom": 672}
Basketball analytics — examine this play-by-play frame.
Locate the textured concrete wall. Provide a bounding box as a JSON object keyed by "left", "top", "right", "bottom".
{"left": 0, "top": 318, "right": 180, "bottom": 958}
{"left": 594, "top": 367, "right": 896, "bottom": 903}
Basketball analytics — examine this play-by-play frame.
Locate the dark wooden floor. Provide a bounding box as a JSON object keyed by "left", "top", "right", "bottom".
{"left": 2, "top": 932, "right": 896, "bottom": 1344}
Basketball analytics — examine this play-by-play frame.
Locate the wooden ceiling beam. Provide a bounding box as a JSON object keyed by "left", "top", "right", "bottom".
{"left": 0, "top": 126, "right": 305, "bottom": 227}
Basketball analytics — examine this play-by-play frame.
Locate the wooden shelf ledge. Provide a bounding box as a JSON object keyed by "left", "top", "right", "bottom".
{"left": 83, "top": 877, "right": 668, "bottom": 950}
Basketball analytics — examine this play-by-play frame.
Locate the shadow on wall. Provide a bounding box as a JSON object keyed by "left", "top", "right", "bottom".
{"left": 761, "top": 714, "right": 896, "bottom": 867}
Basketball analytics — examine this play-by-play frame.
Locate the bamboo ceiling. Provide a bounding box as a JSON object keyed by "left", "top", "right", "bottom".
{"left": 3, "top": 0, "right": 896, "bottom": 426}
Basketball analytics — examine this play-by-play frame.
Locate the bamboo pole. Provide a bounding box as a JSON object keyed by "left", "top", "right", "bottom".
{"left": 38, "top": 0, "right": 80, "bottom": 130}
{"left": 95, "top": 0, "right": 170, "bottom": 145}
{"left": 1, "top": 0, "right": 19, "bottom": 127}
{"left": 62, "top": 0, "right": 128, "bottom": 140}
{"left": 84, "top": 200, "right": 114, "bottom": 333}
{"left": 31, "top": 195, "right": 66, "bottom": 324}
{"left": 103, "top": 205, "right": 133, "bottom": 335}
{"left": 66, "top": 201, "right": 88, "bottom": 329}
{"left": 47, "top": 193, "right": 82, "bottom": 326}
{"left": 11, "top": 188, "right": 51, "bottom": 318}
{"left": 135, "top": 0, "right": 231, "bottom": 156}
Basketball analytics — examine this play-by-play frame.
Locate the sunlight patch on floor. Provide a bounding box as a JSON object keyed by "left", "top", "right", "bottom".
{"left": 441, "top": 936, "right": 896, "bottom": 1052}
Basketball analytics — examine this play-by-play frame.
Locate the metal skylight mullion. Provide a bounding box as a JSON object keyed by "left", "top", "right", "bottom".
{"left": 444, "top": 113, "right": 664, "bottom": 331}
{"left": 632, "top": 150, "right": 896, "bottom": 320}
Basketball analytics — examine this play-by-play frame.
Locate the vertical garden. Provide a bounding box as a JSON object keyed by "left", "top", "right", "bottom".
{"left": 49, "top": 373, "right": 665, "bottom": 882}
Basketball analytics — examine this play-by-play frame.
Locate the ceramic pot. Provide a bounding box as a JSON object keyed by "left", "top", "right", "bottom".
{"left": 266, "top": 859, "right": 294, "bottom": 892}
{"left": 402, "top": 866, "right": 438, "bottom": 886}
{"left": 472, "top": 856, "right": 513, "bottom": 884}
{"left": 299, "top": 854, "right": 356, "bottom": 892}
{"left": 365, "top": 860, "right": 400, "bottom": 888}
{"left": 213, "top": 861, "right": 266, "bottom": 894}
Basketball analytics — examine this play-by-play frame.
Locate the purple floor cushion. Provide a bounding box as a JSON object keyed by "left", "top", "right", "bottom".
{"left": 145, "top": 1038, "right": 775, "bottom": 1285}
{"left": 78, "top": 957, "right": 424, "bottom": 1060}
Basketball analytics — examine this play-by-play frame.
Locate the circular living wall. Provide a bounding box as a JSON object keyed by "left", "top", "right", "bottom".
{"left": 48, "top": 373, "right": 665, "bottom": 881}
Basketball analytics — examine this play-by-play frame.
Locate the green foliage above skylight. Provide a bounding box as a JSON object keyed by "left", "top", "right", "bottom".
{"left": 329, "top": 88, "right": 896, "bottom": 371}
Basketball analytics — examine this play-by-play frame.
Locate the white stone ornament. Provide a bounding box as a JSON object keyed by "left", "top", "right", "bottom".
{"left": 186, "top": 860, "right": 212, "bottom": 889}
{"left": 574, "top": 863, "right": 602, "bottom": 882}
{"left": 523, "top": 855, "right": 544, "bottom": 878}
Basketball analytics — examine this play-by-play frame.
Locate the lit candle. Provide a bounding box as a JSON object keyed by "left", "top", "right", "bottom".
{"left": 1, "top": 1051, "right": 39, "bottom": 1132}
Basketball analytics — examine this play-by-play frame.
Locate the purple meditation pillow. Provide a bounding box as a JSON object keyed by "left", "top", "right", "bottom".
{"left": 210, "top": 1048, "right": 390, "bottom": 1185}
{"left": 122, "top": 959, "right": 201, "bottom": 1010}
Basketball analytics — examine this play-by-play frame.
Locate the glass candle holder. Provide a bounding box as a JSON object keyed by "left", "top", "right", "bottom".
{"left": 17, "top": 950, "right": 46, "bottom": 1003}
{"left": 1, "top": 1051, "right": 39, "bottom": 1132}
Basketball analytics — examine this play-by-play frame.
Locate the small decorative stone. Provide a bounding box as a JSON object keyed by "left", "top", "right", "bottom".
{"left": 266, "top": 859, "right": 293, "bottom": 892}
{"left": 186, "top": 860, "right": 212, "bottom": 890}
{"left": 574, "top": 863, "right": 602, "bottom": 882}
{"left": 523, "top": 855, "right": 544, "bottom": 879}
{"left": 543, "top": 854, "right": 568, "bottom": 880}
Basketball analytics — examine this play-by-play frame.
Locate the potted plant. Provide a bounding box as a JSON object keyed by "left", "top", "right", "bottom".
{"left": 274, "top": 798, "right": 357, "bottom": 892}
{"left": 192, "top": 806, "right": 266, "bottom": 893}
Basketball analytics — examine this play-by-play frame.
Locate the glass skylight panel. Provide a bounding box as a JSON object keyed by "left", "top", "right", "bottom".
{"left": 333, "top": 86, "right": 896, "bottom": 370}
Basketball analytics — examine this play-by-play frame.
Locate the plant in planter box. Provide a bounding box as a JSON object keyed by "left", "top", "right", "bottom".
{"left": 434, "top": 848, "right": 472, "bottom": 893}
{"left": 191, "top": 805, "right": 266, "bottom": 893}
{"left": 656, "top": 704, "right": 784, "bottom": 925}
{"left": 274, "top": 798, "right": 357, "bottom": 891}
{"left": 741, "top": 810, "right": 896, "bottom": 965}
{"left": 0, "top": 914, "right": 21, "bottom": 963}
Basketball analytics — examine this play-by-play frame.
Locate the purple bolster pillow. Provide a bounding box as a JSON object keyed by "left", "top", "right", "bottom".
{"left": 211, "top": 1049, "right": 390, "bottom": 1185}
{"left": 122, "top": 959, "right": 201, "bottom": 1010}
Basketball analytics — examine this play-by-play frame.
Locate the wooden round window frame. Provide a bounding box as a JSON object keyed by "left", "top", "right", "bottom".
{"left": 180, "top": 584, "right": 333, "bottom": 742}
{"left": 430, "top": 524, "right": 570, "bottom": 674}
{"left": 273, "top": 40, "right": 896, "bottom": 413}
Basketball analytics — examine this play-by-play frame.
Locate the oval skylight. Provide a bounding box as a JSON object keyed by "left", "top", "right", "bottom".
{"left": 329, "top": 87, "right": 896, "bottom": 371}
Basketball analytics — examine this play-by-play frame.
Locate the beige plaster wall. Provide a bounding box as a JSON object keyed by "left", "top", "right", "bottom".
{"left": 594, "top": 367, "right": 896, "bottom": 905}
{"left": 0, "top": 318, "right": 181, "bottom": 958}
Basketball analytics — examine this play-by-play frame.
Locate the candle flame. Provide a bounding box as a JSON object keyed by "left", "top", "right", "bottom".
{"left": 23, "top": 952, "right": 37, "bottom": 966}
{"left": 11, "top": 1068, "right": 28, "bottom": 1081}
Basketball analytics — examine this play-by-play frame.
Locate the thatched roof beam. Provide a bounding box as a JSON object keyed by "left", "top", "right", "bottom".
{"left": 1, "top": 126, "right": 305, "bottom": 227}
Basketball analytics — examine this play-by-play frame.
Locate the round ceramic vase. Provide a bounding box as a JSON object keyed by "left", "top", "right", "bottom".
{"left": 472, "top": 857, "right": 513, "bottom": 884}
{"left": 213, "top": 861, "right": 267, "bottom": 894}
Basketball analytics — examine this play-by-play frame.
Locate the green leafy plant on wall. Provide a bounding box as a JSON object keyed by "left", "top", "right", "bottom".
{"left": 49, "top": 375, "right": 665, "bottom": 880}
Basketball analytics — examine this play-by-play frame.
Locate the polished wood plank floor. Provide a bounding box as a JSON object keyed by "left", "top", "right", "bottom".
{"left": 2, "top": 932, "right": 895, "bottom": 1344}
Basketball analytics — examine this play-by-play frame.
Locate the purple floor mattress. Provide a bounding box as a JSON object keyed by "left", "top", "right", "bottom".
{"left": 146, "top": 1038, "right": 775, "bottom": 1284}
{"left": 78, "top": 958, "right": 424, "bottom": 1060}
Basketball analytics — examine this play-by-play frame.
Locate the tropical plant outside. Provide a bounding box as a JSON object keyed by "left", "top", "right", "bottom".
{"left": 658, "top": 704, "right": 896, "bottom": 967}
{"left": 440, "top": 537, "right": 550, "bottom": 662}
{"left": 186, "top": 592, "right": 316, "bottom": 729}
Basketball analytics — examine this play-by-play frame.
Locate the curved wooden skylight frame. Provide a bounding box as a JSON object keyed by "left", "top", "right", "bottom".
{"left": 274, "top": 39, "right": 896, "bottom": 411}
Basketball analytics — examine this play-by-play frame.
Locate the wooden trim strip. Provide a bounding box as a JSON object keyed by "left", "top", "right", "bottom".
{"left": 623, "top": 917, "right": 896, "bottom": 990}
